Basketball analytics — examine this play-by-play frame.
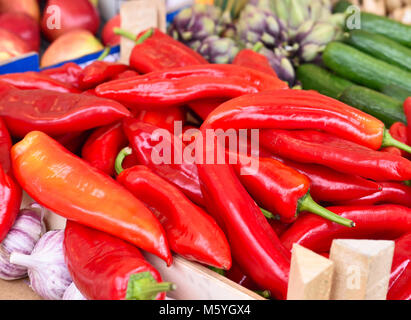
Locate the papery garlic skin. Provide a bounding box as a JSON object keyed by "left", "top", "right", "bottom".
{"left": 10, "top": 230, "right": 72, "bottom": 300}
{"left": 63, "top": 282, "right": 87, "bottom": 300}
{"left": 0, "top": 207, "right": 44, "bottom": 280}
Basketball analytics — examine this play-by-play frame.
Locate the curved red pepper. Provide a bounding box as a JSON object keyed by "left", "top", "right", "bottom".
{"left": 196, "top": 125, "right": 290, "bottom": 300}
{"left": 260, "top": 129, "right": 411, "bottom": 181}
{"left": 188, "top": 98, "right": 224, "bottom": 121}
{"left": 332, "top": 182, "right": 411, "bottom": 207}
{"left": 388, "top": 232, "right": 411, "bottom": 300}
{"left": 266, "top": 153, "right": 381, "bottom": 202}
{"left": 82, "top": 122, "right": 128, "bottom": 176}
{"left": 95, "top": 65, "right": 288, "bottom": 109}
{"left": 233, "top": 48, "right": 278, "bottom": 77}
{"left": 134, "top": 106, "right": 186, "bottom": 132}
{"left": 0, "top": 72, "right": 80, "bottom": 93}
{"left": 41, "top": 62, "right": 83, "bottom": 89}
{"left": 0, "top": 117, "right": 11, "bottom": 173}
{"left": 123, "top": 119, "right": 204, "bottom": 206}
{"left": 280, "top": 205, "right": 411, "bottom": 253}
{"left": 116, "top": 163, "right": 231, "bottom": 269}
{"left": 0, "top": 86, "right": 131, "bottom": 137}
{"left": 117, "top": 28, "right": 208, "bottom": 74}
{"left": 64, "top": 221, "right": 174, "bottom": 300}
{"left": 204, "top": 89, "right": 387, "bottom": 150}
{"left": 79, "top": 61, "right": 129, "bottom": 90}
{"left": 12, "top": 131, "right": 172, "bottom": 264}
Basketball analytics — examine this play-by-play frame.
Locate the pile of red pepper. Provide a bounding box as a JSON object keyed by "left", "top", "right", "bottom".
{"left": 1, "top": 27, "right": 411, "bottom": 300}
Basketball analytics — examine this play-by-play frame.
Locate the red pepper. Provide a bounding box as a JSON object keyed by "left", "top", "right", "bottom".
{"left": 115, "top": 28, "right": 208, "bottom": 74}
{"left": 260, "top": 129, "right": 411, "bottom": 181}
{"left": 0, "top": 85, "right": 131, "bottom": 137}
{"left": 12, "top": 131, "right": 172, "bottom": 264}
{"left": 388, "top": 232, "right": 411, "bottom": 300}
{"left": 95, "top": 64, "right": 288, "bottom": 109}
{"left": 115, "top": 158, "right": 231, "bottom": 269}
{"left": 266, "top": 153, "right": 381, "bottom": 202}
{"left": 123, "top": 119, "right": 204, "bottom": 206}
{"left": 55, "top": 131, "right": 90, "bottom": 155}
{"left": 41, "top": 62, "right": 83, "bottom": 89}
{"left": 332, "top": 182, "right": 411, "bottom": 207}
{"left": 233, "top": 44, "right": 278, "bottom": 78}
{"left": 134, "top": 106, "right": 186, "bottom": 132}
{"left": 64, "top": 221, "right": 174, "bottom": 300}
{"left": 280, "top": 205, "right": 411, "bottom": 253}
{"left": 196, "top": 126, "right": 290, "bottom": 300}
{"left": 404, "top": 98, "right": 411, "bottom": 149}
{"left": 0, "top": 165, "right": 22, "bottom": 243}
{"left": 0, "top": 72, "right": 80, "bottom": 93}
{"left": 82, "top": 122, "right": 128, "bottom": 176}
{"left": 230, "top": 151, "right": 353, "bottom": 226}
{"left": 188, "top": 98, "right": 224, "bottom": 121}
{"left": 205, "top": 90, "right": 410, "bottom": 152}
{"left": 0, "top": 117, "right": 12, "bottom": 173}
{"left": 79, "top": 61, "right": 129, "bottom": 90}
{"left": 112, "top": 70, "right": 139, "bottom": 80}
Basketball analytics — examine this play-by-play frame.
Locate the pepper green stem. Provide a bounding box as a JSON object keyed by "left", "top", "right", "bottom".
{"left": 114, "top": 27, "right": 154, "bottom": 45}
{"left": 97, "top": 47, "right": 110, "bottom": 61}
{"left": 404, "top": 180, "right": 411, "bottom": 187}
{"left": 126, "top": 272, "right": 176, "bottom": 300}
{"left": 252, "top": 42, "right": 264, "bottom": 53}
{"left": 382, "top": 129, "right": 411, "bottom": 154}
{"left": 209, "top": 266, "right": 225, "bottom": 276}
{"left": 260, "top": 207, "right": 277, "bottom": 220}
{"left": 255, "top": 290, "right": 271, "bottom": 299}
{"left": 115, "top": 147, "right": 132, "bottom": 175}
{"left": 298, "top": 193, "right": 355, "bottom": 227}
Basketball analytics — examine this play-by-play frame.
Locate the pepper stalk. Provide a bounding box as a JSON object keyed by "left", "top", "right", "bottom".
{"left": 126, "top": 272, "right": 176, "bottom": 300}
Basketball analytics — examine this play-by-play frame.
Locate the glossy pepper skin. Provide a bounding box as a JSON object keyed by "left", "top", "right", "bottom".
{"left": 0, "top": 165, "right": 22, "bottom": 243}
{"left": 95, "top": 64, "right": 288, "bottom": 109}
{"left": 280, "top": 205, "right": 411, "bottom": 253}
{"left": 0, "top": 117, "right": 12, "bottom": 173}
{"left": 127, "top": 28, "right": 208, "bottom": 74}
{"left": 40, "top": 62, "right": 83, "bottom": 89}
{"left": 123, "top": 119, "right": 204, "bottom": 207}
{"left": 267, "top": 153, "right": 381, "bottom": 202}
{"left": 233, "top": 49, "right": 278, "bottom": 77}
{"left": 0, "top": 85, "right": 131, "bottom": 137}
{"left": 82, "top": 122, "right": 128, "bottom": 176}
{"left": 0, "top": 120, "right": 21, "bottom": 243}
{"left": 116, "top": 164, "right": 231, "bottom": 269}
{"left": 332, "top": 182, "right": 411, "bottom": 207}
{"left": 260, "top": 129, "right": 411, "bottom": 181}
{"left": 79, "top": 61, "right": 129, "bottom": 90}
{"left": 64, "top": 221, "right": 172, "bottom": 300}
{"left": 11, "top": 131, "right": 172, "bottom": 264}
{"left": 204, "top": 90, "right": 385, "bottom": 150}
{"left": 388, "top": 232, "right": 411, "bottom": 300}
{"left": 0, "top": 72, "right": 80, "bottom": 93}
{"left": 196, "top": 126, "right": 290, "bottom": 300}
{"left": 405, "top": 98, "right": 411, "bottom": 148}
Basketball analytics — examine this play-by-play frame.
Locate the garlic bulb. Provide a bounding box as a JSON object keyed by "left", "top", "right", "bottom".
{"left": 0, "top": 205, "right": 44, "bottom": 280}
{"left": 63, "top": 282, "right": 87, "bottom": 300}
{"left": 10, "top": 230, "right": 72, "bottom": 300}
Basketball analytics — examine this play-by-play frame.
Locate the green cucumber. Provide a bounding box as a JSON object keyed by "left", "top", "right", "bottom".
{"left": 356, "top": 12, "right": 411, "bottom": 48}
{"left": 338, "top": 85, "right": 406, "bottom": 127}
{"left": 381, "top": 84, "right": 411, "bottom": 102}
{"left": 346, "top": 30, "right": 411, "bottom": 72}
{"left": 333, "top": 0, "right": 352, "bottom": 13}
{"left": 323, "top": 42, "right": 411, "bottom": 92}
{"left": 297, "top": 64, "right": 353, "bottom": 99}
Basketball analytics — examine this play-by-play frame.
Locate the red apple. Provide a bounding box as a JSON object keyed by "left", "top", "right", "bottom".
{"left": 102, "top": 14, "right": 120, "bottom": 46}
{"left": 41, "top": 0, "right": 100, "bottom": 41}
{"left": 0, "top": 0, "right": 40, "bottom": 22}
{"left": 0, "top": 12, "right": 40, "bottom": 52}
{"left": 41, "top": 29, "right": 104, "bottom": 67}
{"left": 0, "top": 28, "right": 31, "bottom": 62}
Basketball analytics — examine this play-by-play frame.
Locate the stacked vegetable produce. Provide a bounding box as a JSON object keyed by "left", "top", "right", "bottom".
{"left": 0, "top": 1, "right": 410, "bottom": 301}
